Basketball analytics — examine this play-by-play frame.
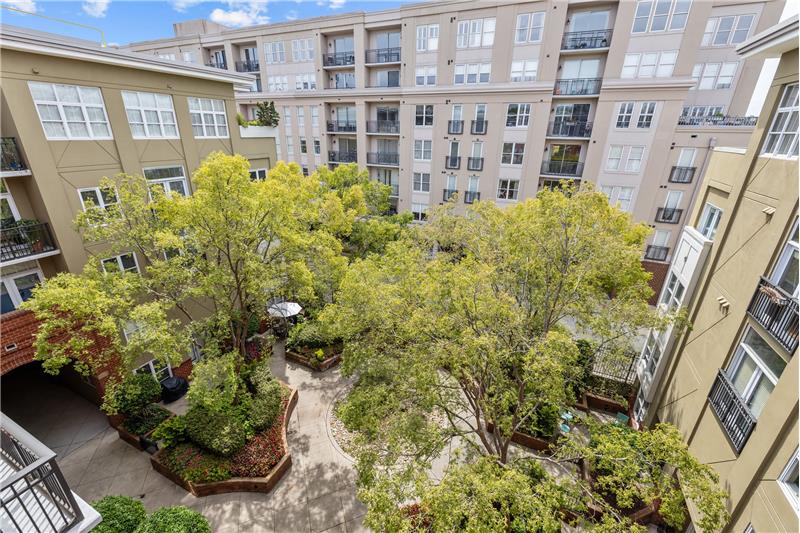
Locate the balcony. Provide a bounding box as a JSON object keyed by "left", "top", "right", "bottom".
{"left": 655, "top": 207, "right": 683, "bottom": 224}
{"left": 561, "top": 29, "right": 613, "bottom": 50}
{"left": 327, "top": 121, "right": 358, "bottom": 133}
{"left": 677, "top": 115, "right": 757, "bottom": 127}
{"left": 669, "top": 166, "right": 696, "bottom": 184}
{"left": 464, "top": 191, "right": 480, "bottom": 204}
{"left": 471, "top": 120, "right": 488, "bottom": 135}
{"left": 328, "top": 151, "right": 357, "bottom": 164}
{"left": 1, "top": 138, "right": 27, "bottom": 175}
{"left": 366, "top": 121, "right": 400, "bottom": 134}
{"left": 365, "top": 47, "right": 401, "bottom": 64}
{"left": 443, "top": 189, "right": 458, "bottom": 202}
{"left": 548, "top": 120, "right": 593, "bottom": 138}
{"left": 367, "top": 152, "right": 399, "bottom": 166}
{"left": 444, "top": 156, "right": 461, "bottom": 170}
{"left": 1, "top": 221, "right": 58, "bottom": 265}
{"left": 708, "top": 369, "right": 757, "bottom": 453}
{"left": 205, "top": 60, "right": 227, "bottom": 70}
{"left": 541, "top": 160, "right": 584, "bottom": 177}
{"left": 235, "top": 60, "right": 260, "bottom": 72}
{"left": 644, "top": 245, "right": 669, "bottom": 262}
{"left": 554, "top": 78, "right": 602, "bottom": 96}
{"left": 448, "top": 120, "right": 464, "bottom": 135}
{"left": 747, "top": 277, "right": 799, "bottom": 353}
{"left": 467, "top": 157, "right": 484, "bottom": 171}
{"left": 323, "top": 52, "right": 356, "bottom": 67}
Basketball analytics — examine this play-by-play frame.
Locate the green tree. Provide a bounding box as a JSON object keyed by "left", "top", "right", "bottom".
{"left": 255, "top": 101, "right": 280, "bottom": 127}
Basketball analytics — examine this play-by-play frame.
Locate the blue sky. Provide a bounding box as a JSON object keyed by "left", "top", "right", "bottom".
{"left": 0, "top": 1, "right": 406, "bottom": 45}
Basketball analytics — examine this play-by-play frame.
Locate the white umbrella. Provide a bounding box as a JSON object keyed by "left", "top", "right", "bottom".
{"left": 268, "top": 302, "right": 303, "bottom": 318}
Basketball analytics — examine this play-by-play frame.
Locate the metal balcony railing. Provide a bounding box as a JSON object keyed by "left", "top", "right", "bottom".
{"left": 708, "top": 370, "right": 757, "bottom": 453}
{"left": 1, "top": 222, "right": 57, "bottom": 263}
{"left": 328, "top": 151, "right": 357, "bottom": 163}
{"left": 444, "top": 156, "right": 461, "bottom": 169}
{"left": 677, "top": 115, "right": 758, "bottom": 127}
{"left": 541, "top": 160, "right": 584, "bottom": 177}
{"left": 644, "top": 245, "right": 670, "bottom": 262}
{"left": 366, "top": 121, "right": 400, "bottom": 134}
{"left": 463, "top": 191, "right": 480, "bottom": 204}
{"left": 367, "top": 152, "right": 399, "bottom": 166}
{"left": 747, "top": 277, "right": 799, "bottom": 354}
{"left": 554, "top": 78, "right": 602, "bottom": 96}
{"left": 561, "top": 29, "right": 613, "bottom": 50}
{"left": 365, "top": 47, "right": 401, "bottom": 64}
{"left": 1, "top": 138, "right": 27, "bottom": 173}
{"left": 234, "top": 60, "right": 260, "bottom": 72}
{"left": 548, "top": 120, "right": 593, "bottom": 138}
{"left": 471, "top": 120, "right": 488, "bottom": 135}
{"left": 669, "top": 166, "right": 696, "bottom": 184}
{"left": 323, "top": 51, "right": 356, "bottom": 67}
{"left": 1, "top": 413, "right": 84, "bottom": 532}
{"left": 443, "top": 189, "right": 458, "bottom": 202}
{"left": 467, "top": 157, "right": 484, "bottom": 171}
{"left": 591, "top": 348, "right": 638, "bottom": 385}
{"left": 205, "top": 60, "right": 227, "bottom": 70}
{"left": 448, "top": 120, "right": 464, "bottom": 135}
{"left": 655, "top": 207, "right": 683, "bottom": 224}
{"left": 327, "top": 121, "right": 358, "bottom": 133}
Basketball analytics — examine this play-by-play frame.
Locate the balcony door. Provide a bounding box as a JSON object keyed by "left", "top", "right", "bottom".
{"left": 333, "top": 36, "right": 354, "bottom": 54}
{"left": 771, "top": 220, "right": 799, "bottom": 297}
{"left": 376, "top": 168, "right": 398, "bottom": 196}
{"left": 555, "top": 104, "right": 590, "bottom": 122}
{"left": 375, "top": 31, "right": 400, "bottom": 49}
{"left": 562, "top": 58, "right": 600, "bottom": 79}
{"left": 551, "top": 144, "right": 581, "bottom": 163}
{"left": 339, "top": 137, "right": 357, "bottom": 154}
{"left": 242, "top": 47, "right": 258, "bottom": 62}
{"left": 677, "top": 148, "right": 696, "bottom": 167}
{"left": 452, "top": 105, "right": 463, "bottom": 122}
{"left": 727, "top": 328, "right": 786, "bottom": 418}
{"left": 0, "top": 179, "right": 20, "bottom": 223}
{"left": 377, "top": 138, "right": 398, "bottom": 154}
{"left": 570, "top": 11, "right": 609, "bottom": 31}
{"left": 664, "top": 190, "right": 682, "bottom": 210}
{"left": 475, "top": 104, "right": 486, "bottom": 123}
{"left": 335, "top": 106, "right": 356, "bottom": 126}
{"left": 212, "top": 50, "right": 226, "bottom": 65}
{"left": 449, "top": 141, "right": 460, "bottom": 158}
{"left": 446, "top": 174, "right": 457, "bottom": 191}
{"left": 377, "top": 107, "right": 398, "bottom": 122}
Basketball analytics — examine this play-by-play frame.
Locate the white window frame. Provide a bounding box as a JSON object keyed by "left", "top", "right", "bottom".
{"left": 413, "top": 139, "right": 432, "bottom": 161}
{"left": 412, "top": 172, "right": 431, "bottom": 193}
{"left": 1, "top": 268, "right": 44, "bottom": 313}
{"left": 515, "top": 12, "right": 545, "bottom": 43}
{"left": 415, "top": 66, "right": 437, "bottom": 86}
{"left": 636, "top": 102, "right": 656, "bottom": 128}
{"left": 416, "top": 24, "right": 439, "bottom": 52}
{"left": 135, "top": 358, "right": 173, "bottom": 383}
{"left": 621, "top": 51, "right": 677, "bottom": 78}
{"left": 702, "top": 15, "right": 755, "bottom": 47}
{"left": 249, "top": 168, "right": 267, "bottom": 181}
{"left": 606, "top": 145, "right": 623, "bottom": 170}
{"left": 295, "top": 74, "right": 317, "bottom": 91}
{"left": 778, "top": 449, "right": 800, "bottom": 515}
{"left": 415, "top": 105, "right": 434, "bottom": 127}
{"left": 454, "top": 63, "right": 491, "bottom": 85}
{"left": 625, "top": 146, "right": 645, "bottom": 172}
{"left": 601, "top": 185, "right": 634, "bottom": 212}
{"left": 143, "top": 166, "right": 189, "bottom": 199}
{"left": 122, "top": 91, "right": 178, "bottom": 140}
{"left": 457, "top": 18, "right": 495, "bottom": 49}
{"left": 497, "top": 178, "right": 520, "bottom": 201}
{"left": 28, "top": 82, "right": 113, "bottom": 141}
{"left": 313, "top": 138, "right": 321, "bottom": 155}
{"left": 1, "top": 179, "right": 21, "bottom": 221}
{"left": 101, "top": 253, "right": 140, "bottom": 274}
{"left": 631, "top": 0, "right": 691, "bottom": 34}
{"left": 411, "top": 203, "right": 428, "bottom": 222}
{"left": 291, "top": 38, "right": 314, "bottom": 62}
{"left": 698, "top": 202, "right": 723, "bottom": 240}
{"left": 188, "top": 97, "right": 229, "bottom": 138}
{"left": 762, "top": 83, "right": 799, "bottom": 159}
{"left": 616, "top": 102, "right": 634, "bottom": 128}
{"left": 264, "top": 41, "right": 286, "bottom": 64}
{"left": 506, "top": 104, "right": 531, "bottom": 128}
{"left": 726, "top": 327, "right": 785, "bottom": 419}
{"left": 501, "top": 143, "right": 525, "bottom": 165}
{"left": 510, "top": 60, "right": 538, "bottom": 82}
{"left": 78, "top": 186, "right": 118, "bottom": 212}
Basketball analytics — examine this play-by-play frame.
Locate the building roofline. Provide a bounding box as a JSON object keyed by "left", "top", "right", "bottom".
{"left": 736, "top": 15, "right": 799, "bottom": 59}
{"left": 0, "top": 24, "right": 256, "bottom": 89}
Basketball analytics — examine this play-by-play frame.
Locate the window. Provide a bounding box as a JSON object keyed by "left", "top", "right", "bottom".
{"left": 268, "top": 76, "right": 289, "bottom": 92}
{"left": 616, "top": 102, "right": 634, "bottom": 128}
{"left": 779, "top": 450, "right": 800, "bottom": 513}
{"left": 28, "top": 82, "right": 112, "bottom": 140}
{"left": 1, "top": 269, "right": 44, "bottom": 314}
{"left": 621, "top": 51, "right": 677, "bottom": 78}
{"left": 311, "top": 107, "right": 319, "bottom": 127}
{"left": 497, "top": 179, "right": 520, "bottom": 200}
{"left": 300, "top": 138, "right": 307, "bottom": 154}
{"left": 412, "top": 203, "right": 428, "bottom": 221}
{"left": 515, "top": 12, "right": 545, "bottom": 43}
{"left": 683, "top": 105, "right": 725, "bottom": 118}
{"left": 506, "top": 104, "right": 531, "bottom": 127}
{"left": 413, "top": 172, "right": 431, "bottom": 192}
{"left": 286, "top": 137, "right": 294, "bottom": 155}
{"left": 249, "top": 168, "right": 267, "bottom": 181}
{"left": 637, "top": 102, "right": 656, "bottom": 128}
{"left": 727, "top": 328, "right": 786, "bottom": 418}
{"left": 625, "top": 146, "right": 645, "bottom": 172}
{"left": 416, "top": 24, "right": 439, "bottom": 51}
{"left": 158, "top": 53, "right": 176, "bottom": 60}
{"left": 454, "top": 63, "right": 491, "bottom": 85}
{"left": 144, "top": 166, "right": 188, "bottom": 198}
{"left": 510, "top": 61, "right": 538, "bottom": 82}
{"left": 295, "top": 74, "right": 317, "bottom": 91}
{"left": 415, "top": 105, "right": 434, "bottom": 126}
{"left": 188, "top": 97, "right": 228, "bottom": 138}
{"left": 135, "top": 358, "right": 173, "bottom": 383}
{"left": 606, "top": 145, "right": 623, "bottom": 170}
{"left": 677, "top": 147, "right": 696, "bottom": 168}
{"left": 652, "top": 229, "right": 670, "bottom": 247}
{"left": 415, "top": 66, "right": 437, "bottom": 86}
{"left": 264, "top": 41, "right": 285, "bottom": 64}
{"left": 632, "top": 0, "right": 691, "bottom": 33}
{"left": 302, "top": 166, "right": 309, "bottom": 176}
{"left": 501, "top": 143, "right": 525, "bottom": 165}
{"left": 313, "top": 138, "right": 321, "bottom": 155}
{"left": 181, "top": 51, "right": 194, "bottom": 62}
{"left": 102, "top": 253, "right": 139, "bottom": 274}
{"left": 698, "top": 203, "right": 723, "bottom": 240}
{"left": 291, "top": 38, "right": 314, "bottom": 61}
{"left": 297, "top": 107, "right": 305, "bottom": 127}
{"left": 78, "top": 186, "right": 118, "bottom": 212}
{"left": 762, "top": 84, "right": 799, "bottom": 158}
{"left": 702, "top": 15, "right": 755, "bottom": 46}
{"left": 771, "top": 219, "right": 799, "bottom": 296}
{"left": 333, "top": 72, "right": 356, "bottom": 89}
{"left": 601, "top": 185, "right": 634, "bottom": 212}
{"left": 697, "top": 62, "right": 738, "bottom": 90}
{"left": 660, "top": 272, "right": 686, "bottom": 310}
{"left": 457, "top": 18, "right": 495, "bottom": 48}
{"left": 376, "top": 70, "right": 400, "bottom": 88}
{"left": 414, "top": 140, "right": 432, "bottom": 161}
{"left": 121, "top": 91, "right": 177, "bottom": 139}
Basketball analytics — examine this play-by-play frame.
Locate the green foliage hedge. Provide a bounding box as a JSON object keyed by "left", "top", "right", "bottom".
{"left": 184, "top": 404, "right": 247, "bottom": 456}
{"left": 123, "top": 404, "right": 171, "bottom": 436}
{"left": 250, "top": 379, "right": 283, "bottom": 431}
{"left": 92, "top": 495, "right": 147, "bottom": 533}
{"left": 133, "top": 506, "right": 211, "bottom": 533}
{"left": 152, "top": 415, "right": 187, "bottom": 448}
{"left": 113, "top": 374, "right": 161, "bottom": 417}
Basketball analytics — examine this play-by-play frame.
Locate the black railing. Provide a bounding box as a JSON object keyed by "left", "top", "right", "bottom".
{"left": 448, "top": 120, "right": 464, "bottom": 135}
{"left": 592, "top": 348, "right": 637, "bottom": 385}
{"left": 467, "top": 157, "right": 484, "bottom": 171}
{"left": 655, "top": 207, "right": 683, "bottom": 224}
{"left": 443, "top": 189, "right": 458, "bottom": 202}
{"left": 464, "top": 191, "right": 480, "bottom": 204}
{"left": 235, "top": 60, "right": 260, "bottom": 72}
{"left": 365, "top": 47, "right": 401, "bottom": 64}
{"left": 328, "top": 151, "right": 357, "bottom": 163}
{"left": 367, "top": 152, "right": 399, "bottom": 166}
{"left": 669, "top": 166, "right": 696, "bottom": 184}
{"left": 708, "top": 370, "right": 757, "bottom": 453}
{"left": 471, "top": 120, "right": 488, "bottom": 135}
{"left": 678, "top": 115, "right": 757, "bottom": 127}
{"left": 1, "top": 222, "right": 57, "bottom": 263}
{"left": 2, "top": 138, "right": 27, "bottom": 172}
{"left": 323, "top": 51, "right": 356, "bottom": 67}
{"left": 205, "top": 60, "right": 227, "bottom": 70}
{"left": 645, "top": 245, "right": 670, "bottom": 262}
{"left": 366, "top": 121, "right": 400, "bottom": 134}
{"left": 554, "top": 78, "right": 602, "bottom": 96}
{"left": 561, "top": 29, "right": 613, "bottom": 50}
{"left": 445, "top": 156, "right": 461, "bottom": 169}
{"left": 327, "top": 121, "right": 358, "bottom": 133}
{"left": 541, "top": 160, "right": 584, "bottom": 177}
{"left": 549, "top": 120, "right": 593, "bottom": 138}
{"left": 747, "top": 277, "right": 799, "bottom": 354}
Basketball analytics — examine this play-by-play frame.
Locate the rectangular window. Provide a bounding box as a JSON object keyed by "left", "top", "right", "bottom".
{"left": 416, "top": 24, "right": 439, "bottom": 52}
{"left": 698, "top": 203, "right": 723, "bottom": 240}
{"left": 727, "top": 328, "right": 786, "bottom": 418}
{"left": 249, "top": 168, "right": 267, "bottom": 181}
{"left": 632, "top": 0, "right": 691, "bottom": 33}
{"left": 762, "top": 84, "right": 799, "bottom": 158}
{"left": 285, "top": 137, "right": 294, "bottom": 155}
{"left": 78, "top": 186, "right": 118, "bottom": 211}
{"left": 703, "top": 15, "right": 755, "bottom": 46}
{"left": 771, "top": 219, "right": 799, "bottom": 297}
{"left": 415, "top": 105, "right": 434, "bottom": 126}
{"left": 606, "top": 145, "right": 623, "bottom": 170}
{"left": 144, "top": 166, "right": 188, "bottom": 198}
{"left": 102, "top": 253, "right": 139, "bottom": 274}
{"left": 28, "top": 82, "right": 112, "bottom": 140}
{"left": 454, "top": 63, "right": 491, "bottom": 85}
{"left": 187, "top": 97, "right": 228, "bottom": 138}
{"left": 413, "top": 140, "right": 432, "bottom": 161}
{"left": 300, "top": 138, "right": 307, "bottom": 154}
{"left": 412, "top": 202, "right": 428, "bottom": 221}
{"left": 501, "top": 143, "right": 525, "bottom": 165}
{"left": 295, "top": 74, "right": 317, "bottom": 91}
{"left": 264, "top": 41, "right": 286, "bottom": 64}
{"left": 297, "top": 107, "right": 305, "bottom": 127}
{"left": 457, "top": 18, "right": 495, "bottom": 49}
{"left": 621, "top": 51, "right": 677, "bottom": 78}
{"left": 135, "top": 358, "right": 173, "bottom": 382}
{"left": 313, "top": 138, "right": 321, "bottom": 155}
{"left": 510, "top": 61, "right": 538, "bottom": 82}
{"left": 625, "top": 146, "right": 645, "bottom": 172}
{"left": 637, "top": 102, "right": 656, "bottom": 128}
{"left": 515, "top": 12, "right": 545, "bottom": 43}
{"left": 660, "top": 272, "right": 686, "bottom": 310}
{"left": 122, "top": 91, "right": 177, "bottom": 139}
{"left": 0, "top": 269, "right": 44, "bottom": 314}
{"left": 497, "top": 179, "right": 520, "bottom": 200}
{"left": 616, "top": 102, "right": 634, "bottom": 128}
{"left": 291, "top": 38, "right": 314, "bottom": 62}
{"left": 601, "top": 185, "right": 634, "bottom": 212}
{"left": 779, "top": 450, "right": 800, "bottom": 513}
{"left": 311, "top": 107, "right": 319, "bottom": 127}
{"left": 505, "top": 104, "right": 531, "bottom": 127}
{"left": 415, "top": 66, "right": 437, "bottom": 86}
{"left": 413, "top": 172, "right": 431, "bottom": 192}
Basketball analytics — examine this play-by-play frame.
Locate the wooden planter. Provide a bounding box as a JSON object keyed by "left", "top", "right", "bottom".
{"left": 573, "top": 392, "right": 630, "bottom": 416}
{"left": 486, "top": 421, "right": 554, "bottom": 452}
{"left": 285, "top": 345, "right": 342, "bottom": 372}
{"left": 116, "top": 411, "right": 174, "bottom": 452}
{"left": 150, "top": 388, "right": 298, "bottom": 497}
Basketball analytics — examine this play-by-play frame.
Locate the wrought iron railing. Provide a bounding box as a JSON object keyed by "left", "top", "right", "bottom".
{"left": 443, "top": 189, "right": 458, "bottom": 202}
{"left": 677, "top": 115, "right": 757, "bottom": 127}
{"left": 549, "top": 120, "right": 593, "bottom": 138}
{"left": 1, "top": 138, "right": 27, "bottom": 173}
{"left": 463, "top": 191, "right": 480, "bottom": 204}
{"left": 327, "top": 151, "right": 357, "bottom": 163}
{"left": 592, "top": 348, "right": 638, "bottom": 384}
{"left": 669, "top": 166, "right": 696, "bottom": 184}
{"left": 366, "top": 121, "right": 400, "bottom": 134}
{"left": 747, "top": 277, "right": 799, "bottom": 354}
{"left": 445, "top": 156, "right": 461, "bottom": 170}
{"left": 655, "top": 208, "right": 683, "bottom": 224}
{"left": 1, "top": 222, "right": 57, "bottom": 263}
{"left": 541, "top": 160, "right": 584, "bottom": 177}
{"left": 323, "top": 51, "right": 356, "bottom": 67}
{"left": 708, "top": 370, "right": 757, "bottom": 453}
{"left": 644, "top": 245, "right": 670, "bottom": 262}
{"left": 448, "top": 120, "right": 464, "bottom": 135}
{"left": 365, "top": 47, "right": 400, "bottom": 64}
{"left": 467, "top": 157, "right": 484, "bottom": 171}
{"left": 205, "top": 60, "right": 227, "bottom": 70}
{"left": 367, "top": 152, "right": 399, "bottom": 166}
{"left": 554, "top": 78, "right": 602, "bottom": 96}
{"left": 471, "top": 120, "right": 488, "bottom": 135}
{"left": 327, "top": 121, "right": 358, "bottom": 133}
{"left": 561, "top": 29, "right": 613, "bottom": 50}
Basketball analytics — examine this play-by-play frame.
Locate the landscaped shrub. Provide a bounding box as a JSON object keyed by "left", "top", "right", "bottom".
{"left": 133, "top": 506, "right": 211, "bottom": 533}
{"left": 250, "top": 380, "right": 283, "bottom": 431}
{"left": 184, "top": 404, "right": 247, "bottom": 456}
{"left": 123, "top": 404, "right": 171, "bottom": 436}
{"left": 152, "top": 415, "right": 187, "bottom": 448}
{"left": 111, "top": 374, "right": 161, "bottom": 417}
{"left": 230, "top": 421, "right": 285, "bottom": 477}
{"left": 287, "top": 319, "right": 339, "bottom": 350}
{"left": 186, "top": 353, "right": 239, "bottom": 412}
{"left": 521, "top": 403, "right": 560, "bottom": 438}
{"left": 92, "top": 495, "right": 147, "bottom": 533}
{"left": 248, "top": 361, "right": 275, "bottom": 395}
{"left": 162, "top": 442, "right": 232, "bottom": 483}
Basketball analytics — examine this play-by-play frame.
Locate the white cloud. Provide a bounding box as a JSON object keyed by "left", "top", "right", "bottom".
{"left": 209, "top": 1, "right": 269, "bottom": 27}
{"left": 170, "top": 0, "right": 204, "bottom": 12}
{"left": 2, "top": 0, "right": 37, "bottom": 13}
{"left": 329, "top": 0, "right": 345, "bottom": 8}
{"left": 82, "top": 0, "right": 110, "bottom": 18}
{"left": 285, "top": 9, "right": 298, "bottom": 20}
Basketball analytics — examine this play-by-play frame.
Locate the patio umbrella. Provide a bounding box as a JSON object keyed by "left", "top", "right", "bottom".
{"left": 267, "top": 301, "right": 303, "bottom": 318}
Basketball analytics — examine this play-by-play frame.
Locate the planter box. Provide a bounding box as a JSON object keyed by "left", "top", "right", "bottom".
{"left": 150, "top": 388, "right": 298, "bottom": 496}
{"left": 285, "top": 347, "right": 342, "bottom": 372}
{"left": 239, "top": 125, "right": 278, "bottom": 138}
{"left": 117, "top": 413, "right": 173, "bottom": 453}
{"left": 573, "top": 392, "right": 630, "bottom": 416}
{"left": 486, "top": 421, "right": 553, "bottom": 452}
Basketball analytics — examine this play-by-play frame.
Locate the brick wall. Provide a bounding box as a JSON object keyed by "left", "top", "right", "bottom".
{"left": 0, "top": 310, "right": 41, "bottom": 375}
{"left": 642, "top": 260, "right": 670, "bottom": 306}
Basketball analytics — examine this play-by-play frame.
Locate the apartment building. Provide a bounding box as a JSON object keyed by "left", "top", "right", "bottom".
{"left": 127, "top": 0, "right": 784, "bottom": 291}
{"left": 633, "top": 16, "right": 798, "bottom": 532}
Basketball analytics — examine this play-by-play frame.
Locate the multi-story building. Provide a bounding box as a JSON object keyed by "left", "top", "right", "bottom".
{"left": 634, "top": 15, "right": 798, "bottom": 532}
{"left": 127, "top": 0, "right": 784, "bottom": 292}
